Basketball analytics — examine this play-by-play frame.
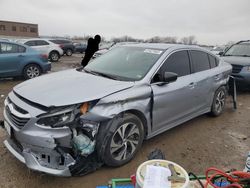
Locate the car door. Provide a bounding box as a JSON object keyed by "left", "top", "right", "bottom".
{"left": 189, "top": 50, "right": 215, "bottom": 110}
{"left": 151, "top": 50, "right": 199, "bottom": 132}
{"left": 0, "top": 42, "right": 26, "bottom": 77}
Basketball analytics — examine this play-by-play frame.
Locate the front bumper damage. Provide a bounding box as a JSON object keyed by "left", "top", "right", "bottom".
{"left": 2, "top": 91, "right": 103, "bottom": 176}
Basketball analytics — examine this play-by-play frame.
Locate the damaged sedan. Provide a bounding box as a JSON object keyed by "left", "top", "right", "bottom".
{"left": 2, "top": 43, "right": 232, "bottom": 176}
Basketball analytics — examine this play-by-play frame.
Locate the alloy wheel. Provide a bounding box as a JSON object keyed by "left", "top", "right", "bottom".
{"left": 215, "top": 90, "right": 226, "bottom": 114}
{"left": 51, "top": 53, "right": 59, "bottom": 61}
{"left": 26, "top": 66, "right": 40, "bottom": 78}
{"left": 110, "top": 122, "right": 140, "bottom": 161}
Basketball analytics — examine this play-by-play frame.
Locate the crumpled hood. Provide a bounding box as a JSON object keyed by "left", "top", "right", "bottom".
{"left": 221, "top": 56, "right": 250, "bottom": 66}
{"left": 14, "top": 69, "right": 134, "bottom": 107}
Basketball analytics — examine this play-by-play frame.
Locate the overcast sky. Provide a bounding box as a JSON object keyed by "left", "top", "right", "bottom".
{"left": 0, "top": 0, "right": 249, "bottom": 45}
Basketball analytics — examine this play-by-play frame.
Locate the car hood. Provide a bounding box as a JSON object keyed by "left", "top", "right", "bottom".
{"left": 13, "top": 69, "right": 134, "bottom": 107}
{"left": 221, "top": 56, "right": 250, "bottom": 66}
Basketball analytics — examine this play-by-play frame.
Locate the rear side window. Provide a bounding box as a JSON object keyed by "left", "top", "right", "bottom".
{"left": 0, "top": 43, "right": 26, "bottom": 53}
{"left": 208, "top": 54, "right": 217, "bottom": 68}
{"left": 160, "top": 50, "right": 191, "bottom": 77}
{"left": 35, "top": 40, "right": 49, "bottom": 46}
{"left": 50, "top": 40, "right": 70, "bottom": 44}
{"left": 25, "top": 40, "right": 36, "bottom": 46}
{"left": 190, "top": 50, "right": 210, "bottom": 72}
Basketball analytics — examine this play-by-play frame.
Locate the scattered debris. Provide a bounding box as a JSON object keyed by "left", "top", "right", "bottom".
{"left": 147, "top": 149, "right": 166, "bottom": 160}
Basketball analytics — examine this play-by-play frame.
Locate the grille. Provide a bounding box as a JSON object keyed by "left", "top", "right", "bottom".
{"left": 231, "top": 64, "right": 243, "bottom": 74}
{"left": 5, "top": 105, "right": 30, "bottom": 129}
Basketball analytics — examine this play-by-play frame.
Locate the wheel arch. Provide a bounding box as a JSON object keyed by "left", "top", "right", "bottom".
{"left": 49, "top": 50, "right": 60, "bottom": 56}
{"left": 22, "top": 62, "right": 42, "bottom": 74}
{"left": 118, "top": 109, "right": 148, "bottom": 139}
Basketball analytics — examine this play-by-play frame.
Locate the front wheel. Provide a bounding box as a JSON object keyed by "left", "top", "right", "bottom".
{"left": 97, "top": 113, "right": 144, "bottom": 167}
{"left": 23, "top": 64, "right": 41, "bottom": 79}
{"left": 210, "top": 86, "right": 227, "bottom": 116}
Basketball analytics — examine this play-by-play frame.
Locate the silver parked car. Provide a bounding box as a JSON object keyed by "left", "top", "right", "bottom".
{"left": 3, "top": 43, "right": 232, "bottom": 176}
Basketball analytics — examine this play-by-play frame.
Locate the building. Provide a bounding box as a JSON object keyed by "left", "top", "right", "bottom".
{"left": 0, "top": 20, "right": 39, "bottom": 38}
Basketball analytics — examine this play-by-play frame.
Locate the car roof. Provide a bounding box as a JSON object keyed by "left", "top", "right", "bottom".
{"left": 237, "top": 40, "right": 250, "bottom": 45}
{"left": 18, "top": 38, "right": 49, "bottom": 42}
{"left": 123, "top": 43, "right": 204, "bottom": 51}
{"left": 0, "top": 39, "right": 24, "bottom": 45}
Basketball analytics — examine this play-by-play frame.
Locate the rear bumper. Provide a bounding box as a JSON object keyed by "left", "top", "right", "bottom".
{"left": 41, "top": 62, "right": 51, "bottom": 73}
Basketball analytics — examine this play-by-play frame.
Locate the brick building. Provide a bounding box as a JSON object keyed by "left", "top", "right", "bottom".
{"left": 0, "top": 20, "right": 39, "bottom": 38}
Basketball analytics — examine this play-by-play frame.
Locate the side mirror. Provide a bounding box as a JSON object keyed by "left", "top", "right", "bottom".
{"left": 218, "top": 51, "right": 224, "bottom": 56}
{"left": 163, "top": 72, "right": 178, "bottom": 83}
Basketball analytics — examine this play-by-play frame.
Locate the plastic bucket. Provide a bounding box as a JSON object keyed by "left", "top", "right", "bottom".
{"left": 136, "top": 160, "right": 189, "bottom": 188}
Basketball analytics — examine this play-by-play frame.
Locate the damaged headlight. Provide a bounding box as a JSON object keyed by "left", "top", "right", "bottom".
{"left": 37, "top": 100, "right": 99, "bottom": 128}
{"left": 37, "top": 107, "right": 75, "bottom": 128}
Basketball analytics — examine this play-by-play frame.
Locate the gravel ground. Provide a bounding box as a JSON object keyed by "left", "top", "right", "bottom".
{"left": 0, "top": 54, "right": 249, "bottom": 188}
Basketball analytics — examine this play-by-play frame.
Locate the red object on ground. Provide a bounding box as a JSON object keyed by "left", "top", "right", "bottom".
{"left": 130, "top": 174, "right": 136, "bottom": 186}
{"left": 205, "top": 167, "right": 250, "bottom": 188}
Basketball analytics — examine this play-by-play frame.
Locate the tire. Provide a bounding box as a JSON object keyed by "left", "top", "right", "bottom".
{"left": 49, "top": 51, "right": 60, "bottom": 62}
{"left": 97, "top": 113, "right": 144, "bottom": 167}
{"left": 66, "top": 49, "right": 73, "bottom": 56}
{"left": 210, "top": 86, "right": 227, "bottom": 116}
{"left": 23, "top": 64, "right": 41, "bottom": 79}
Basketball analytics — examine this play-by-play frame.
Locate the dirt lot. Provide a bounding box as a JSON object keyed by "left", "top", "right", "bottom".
{"left": 0, "top": 54, "right": 249, "bottom": 188}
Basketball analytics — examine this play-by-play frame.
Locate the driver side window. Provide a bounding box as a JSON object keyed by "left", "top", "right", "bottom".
{"left": 152, "top": 50, "right": 191, "bottom": 83}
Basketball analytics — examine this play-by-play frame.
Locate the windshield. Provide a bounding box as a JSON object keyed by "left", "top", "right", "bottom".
{"left": 84, "top": 46, "right": 164, "bottom": 81}
{"left": 224, "top": 44, "right": 250, "bottom": 57}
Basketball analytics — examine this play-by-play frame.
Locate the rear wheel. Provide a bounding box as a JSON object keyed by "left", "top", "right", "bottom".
{"left": 49, "top": 51, "right": 60, "bottom": 62}
{"left": 210, "top": 86, "right": 227, "bottom": 116}
{"left": 23, "top": 64, "right": 41, "bottom": 79}
{"left": 97, "top": 113, "right": 144, "bottom": 167}
{"left": 66, "top": 49, "right": 73, "bottom": 56}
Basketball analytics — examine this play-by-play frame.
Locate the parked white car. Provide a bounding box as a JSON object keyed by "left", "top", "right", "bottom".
{"left": 17, "top": 39, "right": 64, "bottom": 62}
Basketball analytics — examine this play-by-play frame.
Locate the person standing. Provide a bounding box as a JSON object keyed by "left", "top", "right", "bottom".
{"left": 81, "top": 35, "right": 101, "bottom": 67}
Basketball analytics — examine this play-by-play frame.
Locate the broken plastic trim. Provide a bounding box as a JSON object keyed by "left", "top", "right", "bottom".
{"left": 70, "top": 121, "right": 102, "bottom": 176}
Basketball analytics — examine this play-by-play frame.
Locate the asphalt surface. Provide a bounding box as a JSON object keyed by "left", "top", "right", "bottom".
{"left": 0, "top": 54, "right": 249, "bottom": 188}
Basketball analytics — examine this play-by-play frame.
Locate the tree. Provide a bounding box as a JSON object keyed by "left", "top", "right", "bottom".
{"left": 180, "top": 36, "right": 197, "bottom": 45}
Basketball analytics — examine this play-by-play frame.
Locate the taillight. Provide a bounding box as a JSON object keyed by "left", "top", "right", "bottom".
{"left": 40, "top": 54, "right": 48, "bottom": 59}
{"left": 59, "top": 44, "right": 64, "bottom": 48}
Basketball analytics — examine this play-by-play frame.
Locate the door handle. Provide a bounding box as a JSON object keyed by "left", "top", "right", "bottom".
{"left": 214, "top": 74, "right": 220, "bottom": 81}
{"left": 18, "top": 55, "right": 25, "bottom": 57}
{"left": 188, "top": 82, "right": 196, "bottom": 89}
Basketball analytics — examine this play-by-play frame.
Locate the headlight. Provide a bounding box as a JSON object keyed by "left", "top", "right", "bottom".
{"left": 37, "top": 101, "right": 98, "bottom": 128}
{"left": 37, "top": 108, "right": 74, "bottom": 128}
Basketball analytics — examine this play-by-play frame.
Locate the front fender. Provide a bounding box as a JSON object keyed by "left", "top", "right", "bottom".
{"left": 81, "top": 84, "right": 153, "bottom": 134}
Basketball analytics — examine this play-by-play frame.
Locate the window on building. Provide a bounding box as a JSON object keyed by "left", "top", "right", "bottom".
{"left": 30, "top": 27, "right": 37, "bottom": 33}
{"left": 20, "top": 26, "right": 27, "bottom": 32}
{"left": 12, "top": 26, "right": 16, "bottom": 31}
{"left": 0, "top": 25, "right": 6, "bottom": 31}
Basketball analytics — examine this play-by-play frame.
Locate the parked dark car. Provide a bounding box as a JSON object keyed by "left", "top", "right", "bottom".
{"left": 73, "top": 42, "right": 87, "bottom": 53}
{"left": 220, "top": 40, "right": 250, "bottom": 89}
{"left": 49, "top": 39, "right": 75, "bottom": 56}
{"left": 0, "top": 40, "right": 51, "bottom": 79}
